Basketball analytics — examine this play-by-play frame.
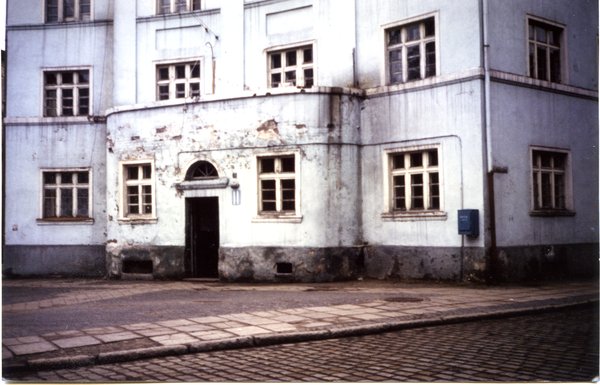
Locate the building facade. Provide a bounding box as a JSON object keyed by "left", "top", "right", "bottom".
{"left": 4, "top": 0, "right": 598, "bottom": 283}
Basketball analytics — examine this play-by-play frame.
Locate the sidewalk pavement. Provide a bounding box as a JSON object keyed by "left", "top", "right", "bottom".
{"left": 3, "top": 278, "right": 598, "bottom": 373}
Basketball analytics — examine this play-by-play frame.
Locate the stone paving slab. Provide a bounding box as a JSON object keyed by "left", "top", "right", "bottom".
{"left": 2, "top": 279, "right": 598, "bottom": 373}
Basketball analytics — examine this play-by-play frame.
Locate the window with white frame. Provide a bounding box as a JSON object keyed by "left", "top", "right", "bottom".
{"left": 268, "top": 45, "right": 314, "bottom": 88}
{"left": 41, "top": 169, "right": 91, "bottom": 220}
{"left": 258, "top": 155, "right": 296, "bottom": 213}
{"left": 386, "top": 16, "right": 436, "bottom": 84}
{"left": 528, "top": 18, "right": 563, "bottom": 83}
{"left": 44, "top": 70, "right": 90, "bottom": 117}
{"left": 122, "top": 163, "right": 155, "bottom": 218}
{"left": 157, "top": 0, "right": 201, "bottom": 14}
{"left": 156, "top": 62, "right": 201, "bottom": 101}
{"left": 389, "top": 149, "right": 441, "bottom": 212}
{"left": 46, "top": 0, "right": 91, "bottom": 22}
{"left": 531, "top": 149, "right": 573, "bottom": 214}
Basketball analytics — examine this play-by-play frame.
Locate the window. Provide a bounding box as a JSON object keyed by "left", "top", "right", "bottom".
{"left": 386, "top": 16, "right": 436, "bottom": 84}
{"left": 185, "top": 161, "right": 218, "bottom": 180}
{"left": 390, "top": 149, "right": 441, "bottom": 211}
{"left": 157, "top": 0, "right": 201, "bottom": 14}
{"left": 44, "top": 70, "right": 90, "bottom": 117}
{"left": 528, "top": 18, "right": 563, "bottom": 83}
{"left": 119, "top": 160, "right": 157, "bottom": 223}
{"left": 268, "top": 45, "right": 314, "bottom": 88}
{"left": 125, "top": 164, "right": 153, "bottom": 216}
{"left": 258, "top": 155, "right": 296, "bottom": 214}
{"left": 46, "top": 0, "right": 91, "bottom": 22}
{"left": 531, "top": 149, "right": 573, "bottom": 215}
{"left": 40, "top": 169, "right": 91, "bottom": 221}
{"left": 156, "top": 62, "right": 201, "bottom": 101}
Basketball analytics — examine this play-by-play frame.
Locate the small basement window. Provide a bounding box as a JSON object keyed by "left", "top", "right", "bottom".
{"left": 276, "top": 262, "right": 293, "bottom": 274}
{"left": 122, "top": 260, "right": 153, "bottom": 275}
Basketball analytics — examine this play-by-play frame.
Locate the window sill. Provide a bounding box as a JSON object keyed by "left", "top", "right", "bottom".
{"left": 381, "top": 211, "right": 447, "bottom": 222}
{"left": 530, "top": 210, "right": 575, "bottom": 217}
{"left": 117, "top": 217, "right": 158, "bottom": 225}
{"left": 252, "top": 214, "right": 303, "bottom": 223}
{"left": 37, "top": 218, "right": 95, "bottom": 226}
{"left": 174, "top": 177, "right": 229, "bottom": 190}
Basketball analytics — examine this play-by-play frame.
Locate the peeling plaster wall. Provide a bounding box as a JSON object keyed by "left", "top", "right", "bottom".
{"left": 105, "top": 90, "right": 362, "bottom": 280}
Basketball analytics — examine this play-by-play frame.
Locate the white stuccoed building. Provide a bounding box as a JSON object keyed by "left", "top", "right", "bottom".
{"left": 3, "top": 0, "right": 598, "bottom": 283}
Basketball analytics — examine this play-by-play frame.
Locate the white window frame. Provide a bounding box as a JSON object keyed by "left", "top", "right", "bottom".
{"left": 156, "top": 0, "right": 202, "bottom": 14}
{"left": 526, "top": 15, "right": 567, "bottom": 84}
{"left": 381, "top": 11, "right": 439, "bottom": 85}
{"left": 252, "top": 149, "right": 302, "bottom": 223}
{"left": 46, "top": 0, "right": 93, "bottom": 23}
{"left": 266, "top": 42, "right": 316, "bottom": 89}
{"left": 118, "top": 159, "right": 158, "bottom": 224}
{"left": 382, "top": 144, "right": 446, "bottom": 221}
{"left": 155, "top": 59, "right": 203, "bottom": 101}
{"left": 529, "top": 146, "right": 574, "bottom": 216}
{"left": 41, "top": 66, "right": 93, "bottom": 118}
{"left": 37, "top": 168, "right": 93, "bottom": 225}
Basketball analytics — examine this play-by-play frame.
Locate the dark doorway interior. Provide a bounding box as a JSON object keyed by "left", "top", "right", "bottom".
{"left": 185, "top": 197, "right": 219, "bottom": 278}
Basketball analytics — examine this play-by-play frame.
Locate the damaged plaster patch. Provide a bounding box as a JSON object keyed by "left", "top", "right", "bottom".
{"left": 257, "top": 119, "right": 279, "bottom": 140}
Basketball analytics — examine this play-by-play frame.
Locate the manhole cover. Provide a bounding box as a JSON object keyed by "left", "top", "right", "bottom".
{"left": 384, "top": 297, "right": 424, "bottom": 303}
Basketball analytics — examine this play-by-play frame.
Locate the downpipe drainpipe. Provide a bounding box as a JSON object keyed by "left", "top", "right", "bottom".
{"left": 482, "top": 0, "right": 499, "bottom": 284}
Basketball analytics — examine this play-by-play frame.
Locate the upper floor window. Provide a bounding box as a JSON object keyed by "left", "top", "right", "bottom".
{"left": 386, "top": 16, "right": 436, "bottom": 84}
{"left": 44, "top": 70, "right": 90, "bottom": 117}
{"left": 158, "top": 0, "right": 201, "bottom": 14}
{"left": 268, "top": 45, "right": 314, "bottom": 89}
{"left": 528, "top": 18, "right": 564, "bottom": 83}
{"left": 156, "top": 62, "right": 201, "bottom": 101}
{"left": 47, "top": 0, "right": 91, "bottom": 23}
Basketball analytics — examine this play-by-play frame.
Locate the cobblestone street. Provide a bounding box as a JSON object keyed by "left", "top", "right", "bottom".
{"left": 8, "top": 306, "right": 598, "bottom": 382}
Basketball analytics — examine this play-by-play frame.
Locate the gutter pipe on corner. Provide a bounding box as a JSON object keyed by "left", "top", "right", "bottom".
{"left": 482, "top": 0, "right": 498, "bottom": 284}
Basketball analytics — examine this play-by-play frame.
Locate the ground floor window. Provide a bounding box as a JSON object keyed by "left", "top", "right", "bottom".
{"left": 40, "top": 169, "right": 91, "bottom": 220}
{"left": 530, "top": 147, "right": 573, "bottom": 215}
{"left": 253, "top": 150, "right": 302, "bottom": 223}
{"left": 118, "top": 160, "right": 157, "bottom": 223}
{"left": 390, "top": 148, "right": 440, "bottom": 211}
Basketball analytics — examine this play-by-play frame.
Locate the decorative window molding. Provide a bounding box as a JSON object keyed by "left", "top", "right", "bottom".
{"left": 382, "top": 12, "right": 439, "bottom": 85}
{"left": 155, "top": 60, "right": 202, "bottom": 101}
{"left": 527, "top": 16, "right": 567, "bottom": 84}
{"left": 382, "top": 144, "right": 446, "bottom": 221}
{"left": 157, "top": 0, "right": 201, "bottom": 15}
{"left": 252, "top": 149, "right": 302, "bottom": 223}
{"left": 118, "top": 159, "right": 157, "bottom": 224}
{"left": 46, "top": 0, "right": 92, "bottom": 23}
{"left": 267, "top": 42, "right": 315, "bottom": 89}
{"left": 37, "top": 168, "right": 93, "bottom": 225}
{"left": 530, "top": 146, "right": 575, "bottom": 216}
{"left": 42, "top": 67, "right": 92, "bottom": 117}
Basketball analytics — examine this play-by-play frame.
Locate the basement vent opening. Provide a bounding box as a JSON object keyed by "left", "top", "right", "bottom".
{"left": 384, "top": 297, "right": 424, "bottom": 303}
{"left": 276, "top": 262, "right": 293, "bottom": 274}
{"left": 122, "top": 260, "right": 153, "bottom": 275}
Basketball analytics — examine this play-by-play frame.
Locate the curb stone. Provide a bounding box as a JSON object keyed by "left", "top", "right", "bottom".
{"left": 253, "top": 330, "right": 331, "bottom": 346}
{"left": 7, "top": 299, "right": 598, "bottom": 373}
{"left": 189, "top": 337, "right": 254, "bottom": 353}
{"left": 97, "top": 345, "right": 189, "bottom": 365}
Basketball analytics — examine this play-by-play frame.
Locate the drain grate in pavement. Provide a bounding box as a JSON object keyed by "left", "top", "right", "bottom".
{"left": 384, "top": 297, "right": 424, "bottom": 303}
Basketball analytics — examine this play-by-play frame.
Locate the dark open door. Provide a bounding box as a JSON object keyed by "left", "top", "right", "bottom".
{"left": 185, "top": 197, "right": 219, "bottom": 278}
